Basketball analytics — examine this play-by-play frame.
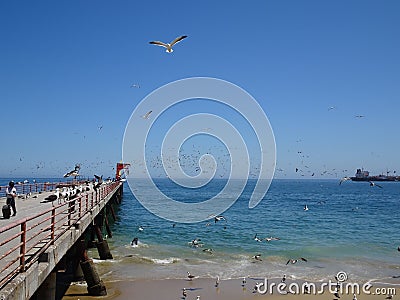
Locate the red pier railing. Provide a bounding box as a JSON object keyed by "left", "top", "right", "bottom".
{"left": 0, "top": 181, "right": 120, "bottom": 290}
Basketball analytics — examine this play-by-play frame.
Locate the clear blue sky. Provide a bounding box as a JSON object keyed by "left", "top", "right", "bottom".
{"left": 0, "top": 0, "right": 399, "bottom": 179}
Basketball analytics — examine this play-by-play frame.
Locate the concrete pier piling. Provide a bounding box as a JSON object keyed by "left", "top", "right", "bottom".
{"left": 80, "top": 259, "right": 107, "bottom": 296}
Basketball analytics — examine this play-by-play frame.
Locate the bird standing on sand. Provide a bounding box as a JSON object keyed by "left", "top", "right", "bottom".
{"left": 215, "top": 276, "right": 220, "bottom": 287}
{"left": 304, "top": 282, "right": 310, "bottom": 294}
{"left": 242, "top": 277, "right": 247, "bottom": 286}
{"left": 182, "top": 288, "right": 187, "bottom": 298}
{"left": 196, "top": 296, "right": 200, "bottom": 300}
{"left": 149, "top": 35, "right": 188, "bottom": 53}
{"left": 253, "top": 282, "right": 263, "bottom": 293}
{"left": 281, "top": 274, "right": 286, "bottom": 283}
{"left": 353, "top": 293, "right": 357, "bottom": 300}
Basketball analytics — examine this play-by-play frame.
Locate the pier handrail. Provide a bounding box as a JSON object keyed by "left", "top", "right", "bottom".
{"left": 0, "top": 181, "right": 120, "bottom": 290}
{"left": 0, "top": 181, "right": 89, "bottom": 198}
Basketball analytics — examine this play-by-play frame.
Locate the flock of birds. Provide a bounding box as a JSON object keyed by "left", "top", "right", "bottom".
{"left": 130, "top": 204, "right": 399, "bottom": 300}
{"left": 44, "top": 170, "right": 106, "bottom": 205}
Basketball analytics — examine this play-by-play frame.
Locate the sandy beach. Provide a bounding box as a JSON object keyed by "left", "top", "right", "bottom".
{"left": 62, "top": 277, "right": 399, "bottom": 300}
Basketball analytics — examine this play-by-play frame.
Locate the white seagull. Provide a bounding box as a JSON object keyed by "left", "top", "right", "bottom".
{"left": 254, "top": 234, "right": 262, "bottom": 242}
{"left": 339, "top": 177, "right": 352, "bottom": 185}
{"left": 142, "top": 110, "right": 153, "bottom": 119}
{"left": 149, "top": 35, "right": 188, "bottom": 53}
{"left": 369, "top": 181, "right": 383, "bottom": 188}
{"left": 215, "top": 276, "right": 220, "bottom": 287}
{"left": 286, "top": 257, "right": 308, "bottom": 265}
{"left": 63, "top": 164, "right": 81, "bottom": 178}
{"left": 187, "top": 271, "right": 196, "bottom": 281}
{"left": 214, "top": 215, "right": 226, "bottom": 223}
{"left": 252, "top": 254, "right": 262, "bottom": 261}
{"left": 265, "top": 236, "right": 280, "bottom": 242}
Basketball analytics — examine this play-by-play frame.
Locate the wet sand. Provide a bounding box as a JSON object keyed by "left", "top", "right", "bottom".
{"left": 62, "top": 277, "right": 399, "bottom": 300}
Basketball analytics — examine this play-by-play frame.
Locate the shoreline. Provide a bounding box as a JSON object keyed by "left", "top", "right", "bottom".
{"left": 62, "top": 277, "right": 400, "bottom": 300}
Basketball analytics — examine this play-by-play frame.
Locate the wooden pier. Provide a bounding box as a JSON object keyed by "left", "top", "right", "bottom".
{"left": 0, "top": 179, "right": 124, "bottom": 300}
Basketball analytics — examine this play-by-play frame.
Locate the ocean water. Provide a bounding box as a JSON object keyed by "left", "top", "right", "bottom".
{"left": 1, "top": 178, "right": 399, "bottom": 283}
{"left": 94, "top": 179, "right": 400, "bottom": 283}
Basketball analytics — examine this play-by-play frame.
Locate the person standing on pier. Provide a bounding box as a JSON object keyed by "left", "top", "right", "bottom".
{"left": 6, "top": 181, "right": 17, "bottom": 216}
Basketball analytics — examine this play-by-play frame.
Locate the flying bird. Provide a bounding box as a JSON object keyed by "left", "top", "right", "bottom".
{"left": 253, "top": 234, "right": 262, "bottom": 242}
{"left": 252, "top": 254, "right": 262, "bottom": 261}
{"left": 369, "top": 181, "right": 383, "bottom": 188}
{"left": 339, "top": 177, "right": 352, "bottom": 185}
{"left": 286, "top": 257, "right": 308, "bottom": 265}
{"left": 142, "top": 110, "right": 153, "bottom": 119}
{"left": 149, "top": 35, "right": 188, "bottom": 53}
{"left": 214, "top": 215, "right": 226, "bottom": 223}
{"left": 63, "top": 164, "right": 81, "bottom": 178}
{"left": 355, "top": 115, "right": 365, "bottom": 118}
{"left": 265, "top": 236, "right": 280, "bottom": 242}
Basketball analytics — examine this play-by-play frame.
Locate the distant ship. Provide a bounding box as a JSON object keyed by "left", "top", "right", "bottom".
{"left": 351, "top": 168, "right": 399, "bottom": 182}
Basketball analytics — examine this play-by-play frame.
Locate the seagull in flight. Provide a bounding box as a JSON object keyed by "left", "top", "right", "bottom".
{"left": 130, "top": 83, "right": 140, "bottom": 88}
{"left": 253, "top": 234, "right": 262, "bottom": 242}
{"left": 265, "top": 236, "right": 280, "bottom": 242}
{"left": 149, "top": 35, "right": 188, "bottom": 53}
{"left": 339, "top": 177, "right": 352, "bottom": 185}
{"left": 252, "top": 254, "right": 262, "bottom": 261}
{"left": 369, "top": 181, "right": 383, "bottom": 188}
{"left": 142, "top": 110, "right": 153, "bottom": 119}
{"left": 286, "top": 257, "right": 308, "bottom": 265}
{"left": 355, "top": 115, "right": 365, "bottom": 118}
{"left": 63, "top": 164, "right": 81, "bottom": 178}
{"left": 214, "top": 215, "right": 226, "bottom": 223}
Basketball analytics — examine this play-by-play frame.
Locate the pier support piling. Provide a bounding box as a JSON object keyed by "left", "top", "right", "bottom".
{"left": 94, "top": 225, "right": 113, "bottom": 259}
{"left": 78, "top": 239, "right": 107, "bottom": 296}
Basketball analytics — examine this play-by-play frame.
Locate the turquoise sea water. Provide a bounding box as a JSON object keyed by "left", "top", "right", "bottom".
{"left": 102, "top": 179, "right": 400, "bottom": 283}
{"left": 1, "top": 178, "right": 399, "bottom": 283}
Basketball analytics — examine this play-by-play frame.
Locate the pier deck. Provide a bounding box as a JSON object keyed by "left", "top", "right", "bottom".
{"left": 0, "top": 180, "right": 123, "bottom": 300}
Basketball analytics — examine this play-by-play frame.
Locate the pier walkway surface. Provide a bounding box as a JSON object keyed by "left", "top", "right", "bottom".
{"left": 0, "top": 180, "right": 123, "bottom": 300}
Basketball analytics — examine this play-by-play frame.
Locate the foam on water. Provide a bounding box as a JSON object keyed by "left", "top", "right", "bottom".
{"left": 3, "top": 178, "right": 399, "bottom": 283}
